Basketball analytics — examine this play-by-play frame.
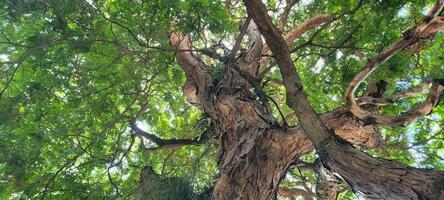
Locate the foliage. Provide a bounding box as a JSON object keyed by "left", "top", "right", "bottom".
{"left": 0, "top": 0, "right": 442, "bottom": 199}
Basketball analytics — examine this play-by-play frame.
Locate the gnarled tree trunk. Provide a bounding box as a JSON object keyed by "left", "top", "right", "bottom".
{"left": 170, "top": 30, "right": 384, "bottom": 199}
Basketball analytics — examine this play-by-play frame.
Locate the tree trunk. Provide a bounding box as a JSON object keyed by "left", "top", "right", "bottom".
{"left": 170, "top": 29, "right": 386, "bottom": 199}
{"left": 169, "top": 4, "right": 444, "bottom": 196}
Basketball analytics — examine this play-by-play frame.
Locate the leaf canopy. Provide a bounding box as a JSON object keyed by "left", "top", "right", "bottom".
{"left": 0, "top": 0, "right": 442, "bottom": 199}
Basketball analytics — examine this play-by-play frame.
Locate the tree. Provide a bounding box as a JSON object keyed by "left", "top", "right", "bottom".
{"left": 0, "top": 0, "right": 443, "bottom": 199}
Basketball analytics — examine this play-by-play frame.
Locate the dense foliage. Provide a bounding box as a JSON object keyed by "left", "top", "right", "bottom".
{"left": 0, "top": 0, "right": 442, "bottom": 199}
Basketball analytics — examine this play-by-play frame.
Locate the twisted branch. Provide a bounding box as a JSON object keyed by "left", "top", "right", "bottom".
{"left": 345, "top": 0, "right": 444, "bottom": 127}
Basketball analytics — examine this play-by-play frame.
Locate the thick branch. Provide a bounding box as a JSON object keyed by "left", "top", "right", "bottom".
{"left": 241, "top": 19, "right": 263, "bottom": 75}
{"left": 283, "top": 107, "right": 384, "bottom": 153}
{"left": 170, "top": 33, "right": 212, "bottom": 108}
{"left": 324, "top": 142, "right": 444, "bottom": 200}
{"left": 244, "top": 0, "right": 333, "bottom": 147}
{"left": 170, "top": 33, "right": 211, "bottom": 84}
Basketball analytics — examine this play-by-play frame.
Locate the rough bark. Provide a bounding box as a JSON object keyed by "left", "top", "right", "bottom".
{"left": 278, "top": 187, "right": 313, "bottom": 199}
{"left": 171, "top": 31, "right": 383, "bottom": 199}
{"left": 322, "top": 142, "right": 444, "bottom": 200}
{"left": 315, "top": 161, "right": 340, "bottom": 200}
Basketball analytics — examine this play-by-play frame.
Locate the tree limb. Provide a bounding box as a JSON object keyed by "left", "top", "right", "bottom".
{"left": 229, "top": 17, "right": 252, "bottom": 59}
{"left": 284, "top": 107, "right": 385, "bottom": 151}
{"left": 244, "top": 0, "right": 334, "bottom": 147}
{"left": 130, "top": 124, "right": 206, "bottom": 151}
{"left": 170, "top": 32, "right": 212, "bottom": 108}
{"left": 242, "top": 19, "right": 263, "bottom": 75}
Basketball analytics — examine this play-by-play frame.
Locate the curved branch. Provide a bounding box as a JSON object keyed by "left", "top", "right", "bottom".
{"left": 352, "top": 80, "right": 443, "bottom": 127}
{"left": 283, "top": 14, "right": 337, "bottom": 48}
{"left": 170, "top": 33, "right": 211, "bottom": 83}
{"left": 170, "top": 33, "right": 212, "bottom": 107}
{"left": 345, "top": 2, "right": 444, "bottom": 127}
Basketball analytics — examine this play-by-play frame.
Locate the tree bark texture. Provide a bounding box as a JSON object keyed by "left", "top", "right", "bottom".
{"left": 322, "top": 142, "right": 444, "bottom": 200}
{"left": 171, "top": 32, "right": 385, "bottom": 199}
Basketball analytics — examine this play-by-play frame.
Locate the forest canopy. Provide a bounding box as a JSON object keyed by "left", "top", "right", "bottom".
{"left": 0, "top": 0, "right": 443, "bottom": 199}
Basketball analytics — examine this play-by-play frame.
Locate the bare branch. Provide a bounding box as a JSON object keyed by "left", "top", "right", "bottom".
{"left": 170, "top": 32, "right": 213, "bottom": 108}
{"left": 170, "top": 33, "right": 211, "bottom": 81}
{"left": 352, "top": 80, "right": 443, "bottom": 127}
{"left": 283, "top": 14, "right": 337, "bottom": 48}
{"left": 130, "top": 124, "right": 206, "bottom": 151}
{"left": 242, "top": 19, "right": 263, "bottom": 75}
